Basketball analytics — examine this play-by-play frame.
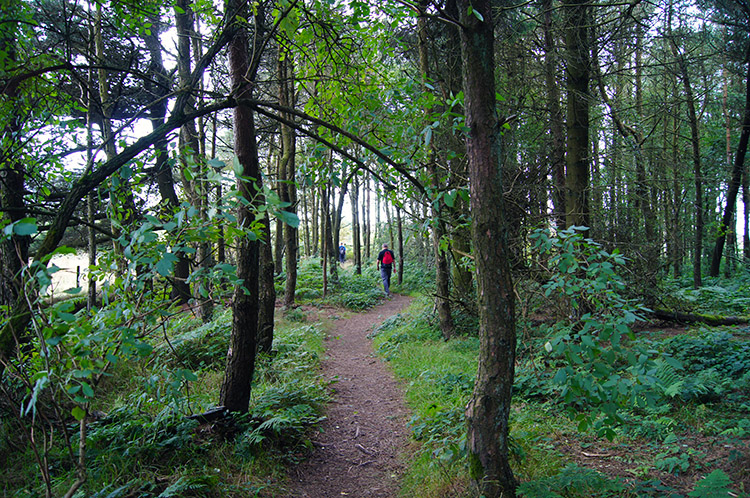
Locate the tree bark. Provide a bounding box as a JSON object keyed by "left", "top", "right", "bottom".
{"left": 351, "top": 174, "right": 362, "bottom": 274}
{"left": 0, "top": 4, "right": 29, "bottom": 312}
{"left": 417, "top": 1, "right": 454, "bottom": 338}
{"left": 563, "top": 0, "right": 591, "bottom": 229}
{"left": 670, "top": 28, "right": 703, "bottom": 288}
{"left": 744, "top": 145, "right": 750, "bottom": 262}
{"left": 278, "top": 54, "right": 298, "bottom": 307}
{"left": 257, "top": 209, "right": 276, "bottom": 354}
{"left": 363, "top": 174, "right": 371, "bottom": 260}
{"left": 96, "top": 5, "right": 140, "bottom": 279}
{"left": 710, "top": 61, "right": 750, "bottom": 276}
{"left": 220, "top": 0, "right": 261, "bottom": 413}
{"left": 543, "top": 0, "right": 566, "bottom": 229}
{"left": 396, "top": 205, "right": 404, "bottom": 286}
{"left": 322, "top": 182, "right": 337, "bottom": 283}
{"left": 652, "top": 309, "right": 748, "bottom": 326}
{"left": 457, "top": 0, "right": 517, "bottom": 495}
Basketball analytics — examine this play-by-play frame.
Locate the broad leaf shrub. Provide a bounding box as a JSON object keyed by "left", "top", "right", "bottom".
{"left": 521, "top": 227, "right": 675, "bottom": 438}
{"left": 396, "top": 260, "right": 435, "bottom": 294}
{"left": 315, "top": 261, "right": 382, "bottom": 310}
{"left": 662, "top": 329, "right": 750, "bottom": 384}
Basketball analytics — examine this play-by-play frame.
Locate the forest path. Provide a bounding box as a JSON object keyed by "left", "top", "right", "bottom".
{"left": 283, "top": 294, "right": 414, "bottom": 498}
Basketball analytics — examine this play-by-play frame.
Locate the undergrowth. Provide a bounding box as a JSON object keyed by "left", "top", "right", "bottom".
{"left": 372, "top": 229, "right": 750, "bottom": 498}
{"left": 1, "top": 306, "right": 328, "bottom": 497}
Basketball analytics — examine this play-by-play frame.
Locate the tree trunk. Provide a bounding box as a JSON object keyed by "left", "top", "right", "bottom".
{"left": 302, "top": 181, "right": 311, "bottom": 257}
{"left": 457, "top": 0, "right": 517, "bottom": 495}
{"left": 174, "top": 0, "right": 208, "bottom": 304}
{"left": 417, "top": 2, "right": 454, "bottom": 338}
{"left": 543, "top": 0, "right": 566, "bottom": 229}
{"left": 220, "top": 1, "right": 261, "bottom": 413}
{"left": 710, "top": 62, "right": 750, "bottom": 276}
{"left": 191, "top": 18, "right": 213, "bottom": 323}
{"left": 385, "top": 202, "right": 395, "bottom": 249}
{"left": 321, "top": 191, "right": 328, "bottom": 297}
{"left": 396, "top": 205, "right": 404, "bottom": 286}
{"left": 364, "top": 175, "right": 371, "bottom": 260}
{"left": 669, "top": 15, "right": 703, "bottom": 288}
{"left": 96, "top": 6, "right": 140, "bottom": 278}
{"left": 744, "top": 146, "right": 750, "bottom": 262}
{"left": 323, "top": 183, "right": 337, "bottom": 283}
{"left": 257, "top": 209, "right": 276, "bottom": 354}
{"left": 563, "top": 0, "right": 591, "bottom": 229}
{"left": 670, "top": 97, "right": 683, "bottom": 277}
{"left": 351, "top": 174, "right": 362, "bottom": 274}
{"left": 634, "top": 22, "right": 656, "bottom": 250}
{"left": 278, "top": 54, "right": 298, "bottom": 307}
{"left": 86, "top": 60, "right": 98, "bottom": 310}
{"left": 0, "top": 7, "right": 29, "bottom": 312}
{"left": 312, "top": 185, "right": 319, "bottom": 256}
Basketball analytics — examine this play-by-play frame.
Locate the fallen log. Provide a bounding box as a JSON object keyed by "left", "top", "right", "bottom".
{"left": 651, "top": 309, "right": 749, "bottom": 326}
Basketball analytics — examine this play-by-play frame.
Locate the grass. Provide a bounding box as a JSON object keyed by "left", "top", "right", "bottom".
{"left": 371, "top": 297, "right": 474, "bottom": 497}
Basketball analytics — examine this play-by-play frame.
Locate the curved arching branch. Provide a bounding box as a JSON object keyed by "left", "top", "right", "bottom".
{"left": 246, "top": 101, "right": 397, "bottom": 190}
{"left": 240, "top": 98, "right": 428, "bottom": 197}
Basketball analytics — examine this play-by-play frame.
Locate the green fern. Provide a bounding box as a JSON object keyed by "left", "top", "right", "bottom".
{"left": 687, "top": 470, "right": 732, "bottom": 498}
{"left": 158, "top": 475, "right": 215, "bottom": 497}
{"left": 516, "top": 463, "right": 625, "bottom": 497}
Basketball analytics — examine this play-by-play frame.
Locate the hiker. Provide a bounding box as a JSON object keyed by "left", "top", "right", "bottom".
{"left": 377, "top": 243, "right": 396, "bottom": 297}
{"left": 339, "top": 243, "right": 346, "bottom": 263}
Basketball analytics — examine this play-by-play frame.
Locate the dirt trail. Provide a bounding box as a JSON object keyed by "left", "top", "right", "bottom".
{"left": 284, "top": 294, "right": 413, "bottom": 498}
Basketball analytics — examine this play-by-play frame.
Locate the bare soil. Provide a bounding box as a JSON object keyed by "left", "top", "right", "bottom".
{"left": 282, "top": 294, "right": 414, "bottom": 498}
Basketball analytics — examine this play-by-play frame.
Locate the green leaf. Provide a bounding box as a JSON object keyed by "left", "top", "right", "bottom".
{"left": 46, "top": 336, "right": 63, "bottom": 346}
{"left": 155, "top": 253, "right": 178, "bottom": 276}
{"left": 208, "top": 158, "right": 225, "bottom": 169}
{"left": 277, "top": 210, "right": 300, "bottom": 228}
{"left": 424, "top": 126, "right": 433, "bottom": 147}
{"left": 444, "top": 190, "right": 457, "bottom": 208}
{"left": 552, "top": 368, "right": 567, "bottom": 384}
{"left": 232, "top": 155, "right": 244, "bottom": 177}
{"left": 13, "top": 218, "right": 38, "bottom": 236}
{"left": 81, "top": 382, "right": 94, "bottom": 398}
{"left": 183, "top": 166, "right": 194, "bottom": 182}
{"left": 120, "top": 164, "right": 133, "bottom": 180}
{"left": 467, "top": 6, "right": 484, "bottom": 21}
{"left": 71, "top": 406, "right": 86, "bottom": 421}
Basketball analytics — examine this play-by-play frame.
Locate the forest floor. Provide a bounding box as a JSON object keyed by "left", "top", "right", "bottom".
{"left": 276, "top": 299, "right": 750, "bottom": 497}
{"left": 281, "top": 293, "right": 414, "bottom": 498}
